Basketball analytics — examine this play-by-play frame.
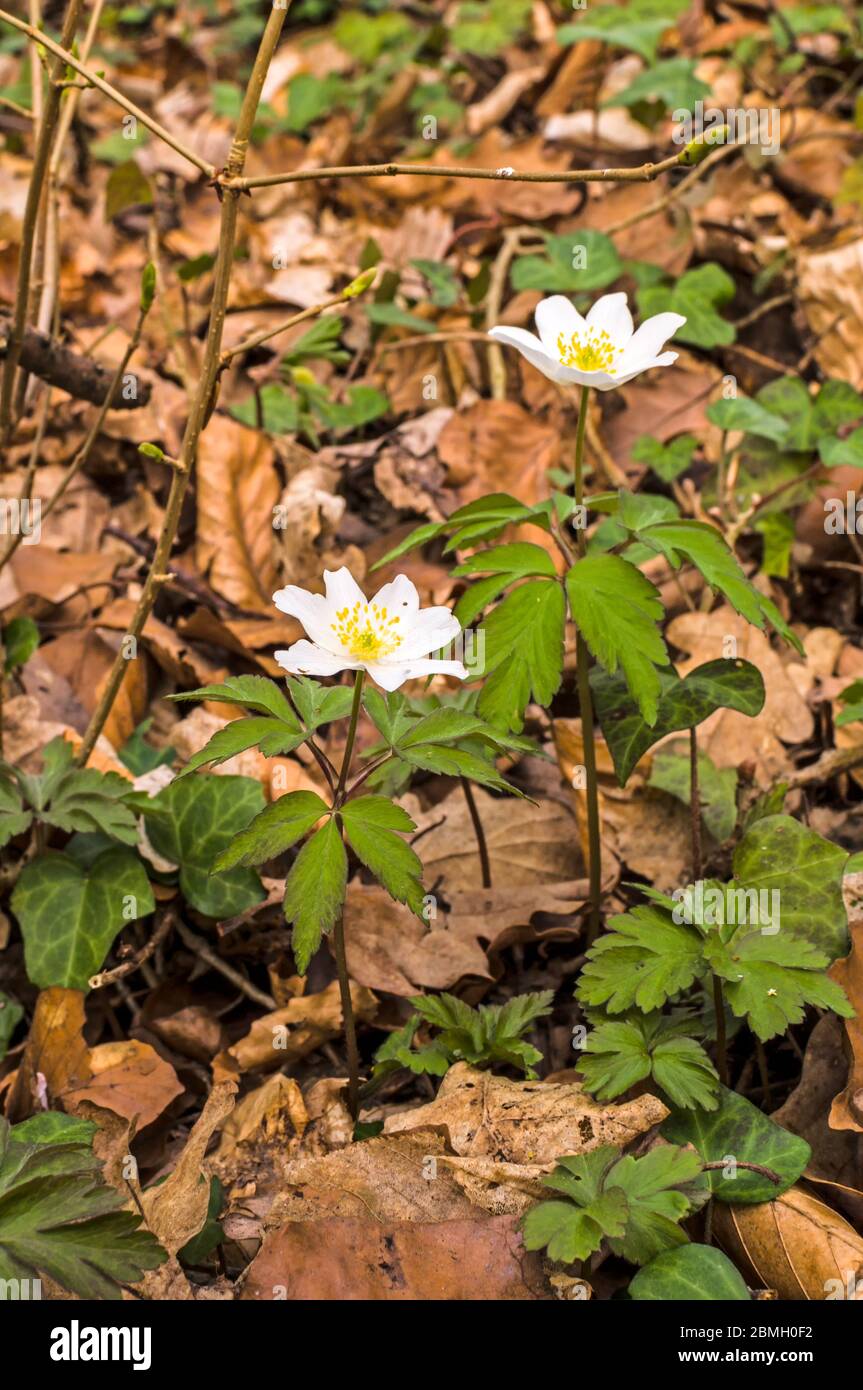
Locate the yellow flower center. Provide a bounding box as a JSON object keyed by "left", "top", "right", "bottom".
{"left": 557, "top": 328, "right": 619, "bottom": 373}
{"left": 331, "top": 601, "right": 401, "bottom": 660}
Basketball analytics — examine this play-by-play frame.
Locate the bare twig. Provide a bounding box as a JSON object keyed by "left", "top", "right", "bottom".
{"left": 89, "top": 908, "right": 175, "bottom": 990}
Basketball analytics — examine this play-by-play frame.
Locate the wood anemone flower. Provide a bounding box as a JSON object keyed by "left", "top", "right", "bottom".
{"left": 273, "top": 567, "right": 468, "bottom": 691}
{"left": 489, "top": 291, "right": 687, "bottom": 391}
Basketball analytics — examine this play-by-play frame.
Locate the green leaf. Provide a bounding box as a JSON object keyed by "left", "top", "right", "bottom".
{"left": 176, "top": 715, "right": 306, "bottom": 776}
{"left": 649, "top": 744, "right": 738, "bottom": 842}
{"left": 577, "top": 901, "right": 704, "bottom": 1013}
{"left": 558, "top": 2, "right": 684, "bottom": 64}
{"left": 703, "top": 923, "right": 852, "bottom": 1041}
{"left": 341, "top": 795, "right": 425, "bottom": 917}
{"left": 819, "top": 426, "right": 863, "bottom": 468}
{"left": 707, "top": 395, "right": 789, "bottom": 444}
{"left": 661, "top": 1085, "right": 810, "bottom": 1204}
{"left": 283, "top": 817, "right": 347, "bottom": 974}
{"left": 567, "top": 554, "right": 668, "bottom": 725}
{"left": 3, "top": 616, "right": 39, "bottom": 672}
{"left": 636, "top": 519, "right": 803, "bottom": 653}
{"left": 581, "top": 1012, "right": 719, "bottom": 1110}
{"left": 287, "top": 676, "right": 355, "bottom": 731}
{"left": 452, "top": 542, "right": 556, "bottom": 628}
{"left": 39, "top": 764, "right": 139, "bottom": 845}
{"left": 370, "top": 1016, "right": 450, "bottom": 1084}
{"left": 231, "top": 384, "right": 299, "bottom": 434}
{"left": 410, "top": 990, "right": 552, "bottom": 1078}
{"left": 592, "top": 658, "right": 764, "bottom": 786}
{"left": 0, "top": 773, "right": 32, "bottom": 849}
{"left": 168, "top": 675, "right": 297, "bottom": 721}
{"left": 143, "top": 775, "right": 266, "bottom": 918}
{"left": 605, "top": 1144, "right": 702, "bottom": 1265}
{"left": 511, "top": 230, "right": 622, "bottom": 294}
{"left": 411, "top": 258, "right": 460, "bottom": 308}
{"left": 607, "top": 57, "right": 711, "bottom": 114}
{"left": 732, "top": 813, "right": 849, "bottom": 959}
{"left": 631, "top": 433, "right": 696, "bottom": 482}
{"left": 118, "top": 719, "right": 175, "bottom": 775}
{"left": 372, "top": 493, "right": 542, "bottom": 570}
{"left": 0, "top": 1117, "right": 166, "bottom": 1299}
{"left": 638, "top": 263, "right": 736, "bottom": 349}
{"left": 213, "top": 790, "right": 330, "bottom": 870}
{"left": 11, "top": 1113, "right": 96, "bottom": 1148}
{"left": 12, "top": 848, "right": 155, "bottom": 991}
{"left": 755, "top": 510, "right": 795, "bottom": 579}
{"left": 755, "top": 376, "right": 863, "bottom": 452}
{"left": 629, "top": 1244, "right": 751, "bottom": 1301}
{"left": 0, "top": 993, "right": 23, "bottom": 1062}
{"left": 476, "top": 579, "right": 566, "bottom": 732}
{"left": 105, "top": 159, "right": 152, "bottom": 220}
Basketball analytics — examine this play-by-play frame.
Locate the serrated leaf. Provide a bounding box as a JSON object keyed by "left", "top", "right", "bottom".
{"left": 631, "top": 432, "right": 696, "bottom": 482}
{"left": 567, "top": 555, "right": 668, "bottom": 725}
{"left": 477, "top": 578, "right": 565, "bottom": 732}
{"left": 286, "top": 676, "right": 355, "bottom": 730}
{"left": 592, "top": 658, "right": 764, "bottom": 786}
{"left": 41, "top": 766, "right": 139, "bottom": 845}
{"left": 703, "top": 924, "right": 852, "bottom": 1041}
{"left": 452, "top": 542, "right": 556, "bottom": 627}
{"left": 577, "top": 902, "right": 703, "bottom": 1013}
{"left": 0, "top": 774, "right": 32, "bottom": 849}
{"left": 605, "top": 1144, "right": 702, "bottom": 1264}
{"left": 372, "top": 493, "right": 543, "bottom": 570}
{"left": 732, "top": 813, "right": 849, "bottom": 959}
{"left": 283, "top": 817, "right": 347, "bottom": 973}
{"left": 168, "top": 675, "right": 297, "bottom": 722}
{"left": 522, "top": 1192, "right": 628, "bottom": 1264}
{"left": 143, "top": 775, "right": 266, "bottom": 918}
{"left": 581, "top": 1013, "right": 719, "bottom": 1110}
{"left": 213, "top": 790, "right": 329, "bottom": 870}
{"left": 0, "top": 1117, "right": 166, "bottom": 1299}
{"left": 340, "top": 795, "right": 425, "bottom": 916}
{"left": 629, "top": 1243, "right": 751, "bottom": 1301}
{"left": 11, "top": 848, "right": 155, "bottom": 991}
{"left": 638, "top": 263, "right": 735, "bottom": 349}
{"left": 662, "top": 1084, "right": 809, "bottom": 1203}
{"left": 409, "top": 989, "right": 552, "bottom": 1078}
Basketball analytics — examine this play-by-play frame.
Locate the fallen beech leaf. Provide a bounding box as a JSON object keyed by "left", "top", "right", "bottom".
{"left": 829, "top": 881, "right": 863, "bottom": 1132}
{"left": 6, "top": 987, "right": 91, "bottom": 1119}
{"left": 714, "top": 1186, "right": 863, "bottom": 1300}
{"left": 66, "top": 1039, "right": 183, "bottom": 1130}
{"left": 384, "top": 1062, "right": 668, "bottom": 1163}
{"left": 241, "top": 1213, "right": 549, "bottom": 1301}
{"left": 213, "top": 979, "right": 377, "bottom": 1077}
{"left": 141, "top": 1081, "right": 237, "bottom": 1255}
{"left": 196, "top": 417, "right": 280, "bottom": 611}
{"left": 343, "top": 883, "right": 492, "bottom": 996}
{"left": 216, "top": 1074, "right": 308, "bottom": 1165}
{"left": 438, "top": 398, "right": 560, "bottom": 514}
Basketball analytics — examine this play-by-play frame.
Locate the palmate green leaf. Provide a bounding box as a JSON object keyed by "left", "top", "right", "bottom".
{"left": 592, "top": 659, "right": 764, "bottom": 786}
{"left": 649, "top": 745, "right": 738, "bottom": 843}
{"left": 0, "top": 1117, "right": 166, "bottom": 1299}
{"left": 0, "top": 773, "right": 32, "bottom": 849}
{"left": 638, "top": 263, "right": 735, "bottom": 349}
{"left": 213, "top": 790, "right": 329, "bottom": 870}
{"left": 143, "top": 775, "right": 266, "bottom": 918}
{"left": 636, "top": 519, "right": 804, "bottom": 654}
{"left": 606, "top": 56, "right": 711, "bottom": 114}
{"left": 371, "top": 1017, "right": 450, "bottom": 1083}
{"left": 703, "top": 926, "right": 853, "bottom": 1041}
{"left": 756, "top": 375, "right": 863, "bottom": 452}
{"left": 168, "top": 674, "right": 297, "bottom": 720}
{"left": 169, "top": 676, "right": 305, "bottom": 776}
{"left": 452, "top": 542, "right": 556, "bottom": 627}
{"left": 286, "top": 676, "right": 355, "bottom": 730}
{"left": 522, "top": 1192, "right": 628, "bottom": 1264}
{"left": 410, "top": 989, "right": 553, "bottom": 1078}
{"left": 605, "top": 1145, "right": 702, "bottom": 1265}
{"left": 283, "top": 817, "right": 347, "bottom": 973}
{"left": 577, "top": 902, "right": 704, "bottom": 1013}
{"left": 629, "top": 1244, "right": 751, "bottom": 1301}
{"left": 340, "top": 795, "right": 425, "bottom": 917}
{"left": 567, "top": 555, "right": 668, "bottom": 725}
{"left": 510, "top": 229, "right": 622, "bottom": 295}
{"left": 476, "top": 578, "right": 565, "bottom": 732}
{"left": 662, "top": 1084, "right": 810, "bottom": 1204}
{"left": 732, "top": 813, "right": 849, "bottom": 959}
{"left": 631, "top": 432, "right": 697, "bottom": 483}
{"left": 580, "top": 1013, "right": 719, "bottom": 1110}
{"left": 11, "top": 848, "right": 155, "bottom": 991}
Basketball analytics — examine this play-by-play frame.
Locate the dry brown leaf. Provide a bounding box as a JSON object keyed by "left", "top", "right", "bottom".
{"left": 196, "top": 417, "right": 281, "bottom": 610}
{"left": 773, "top": 1015, "right": 863, "bottom": 1209}
{"left": 212, "top": 979, "right": 377, "bottom": 1077}
{"left": 438, "top": 398, "right": 559, "bottom": 511}
{"left": 216, "top": 1074, "right": 308, "bottom": 1167}
{"left": 797, "top": 234, "right": 863, "bottom": 390}
{"left": 829, "top": 880, "right": 863, "bottom": 1133}
{"left": 66, "top": 1039, "right": 183, "bottom": 1130}
{"left": 714, "top": 1186, "right": 863, "bottom": 1300}
{"left": 141, "top": 1081, "right": 237, "bottom": 1256}
{"left": 5, "top": 987, "right": 91, "bottom": 1119}
{"left": 384, "top": 1062, "right": 668, "bottom": 1163}
{"left": 343, "top": 882, "right": 492, "bottom": 996}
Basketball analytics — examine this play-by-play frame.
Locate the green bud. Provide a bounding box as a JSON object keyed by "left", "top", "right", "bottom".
{"left": 138, "top": 442, "right": 165, "bottom": 461}
{"left": 680, "top": 125, "right": 729, "bottom": 166}
{"left": 140, "top": 261, "right": 156, "bottom": 313}
{"left": 342, "top": 267, "right": 377, "bottom": 299}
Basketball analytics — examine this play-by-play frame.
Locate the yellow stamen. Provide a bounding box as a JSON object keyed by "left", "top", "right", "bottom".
{"left": 557, "top": 327, "right": 619, "bottom": 373}
{"left": 331, "top": 600, "right": 402, "bottom": 659}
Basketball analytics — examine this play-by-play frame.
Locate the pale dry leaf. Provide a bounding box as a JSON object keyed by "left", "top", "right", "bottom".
{"left": 141, "top": 1081, "right": 237, "bottom": 1256}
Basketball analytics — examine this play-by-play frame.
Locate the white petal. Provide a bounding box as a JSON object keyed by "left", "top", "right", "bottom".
{"left": 534, "top": 295, "right": 586, "bottom": 355}
{"left": 322, "top": 566, "right": 366, "bottom": 611}
{"left": 274, "top": 640, "right": 359, "bottom": 678}
{"left": 585, "top": 291, "right": 633, "bottom": 347}
{"left": 488, "top": 326, "right": 570, "bottom": 384}
{"left": 619, "top": 312, "right": 686, "bottom": 371}
{"left": 395, "top": 608, "right": 461, "bottom": 660}
{"left": 365, "top": 657, "right": 468, "bottom": 691}
{"left": 272, "top": 585, "right": 336, "bottom": 648}
{"left": 613, "top": 351, "right": 680, "bottom": 387}
{"left": 369, "top": 573, "right": 419, "bottom": 616}
{"left": 559, "top": 367, "right": 621, "bottom": 391}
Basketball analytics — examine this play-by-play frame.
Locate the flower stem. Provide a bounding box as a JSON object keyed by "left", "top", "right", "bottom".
{"left": 572, "top": 385, "right": 602, "bottom": 944}
{"left": 461, "top": 776, "right": 492, "bottom": 888}
{"left": 689, "top": 727, "right": 703, "bottom": 880}
{"left": 333, "top": 669, "right": 365, "bottom": 1126}
{"left": 335, "top": 670, "right": 365, "bottom": 804}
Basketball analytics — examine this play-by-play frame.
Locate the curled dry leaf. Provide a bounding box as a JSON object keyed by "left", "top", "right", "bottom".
{"left": 383, "top": 1062, "right": 668, "bottom": 1164}
{"left": 66, "top": 1039, "right": 184, "bottom": 1130}
{"left": 141, "top": 1080, "right": 237, "bottom": 1256}
{"left": 714, "top": 1186, "right": 863, "bottom": 1301}
{"left": 829, "top": 882, "right": 863, "bottom": 1133}
{"left": 4, "top": 986, "right": 91, "bottom": 1120}
{"left": 212, "top": 979, "right": 377, "bottom": 1078}
{"left": 215, "top": 1073, "right": 308, "bottom": 1168}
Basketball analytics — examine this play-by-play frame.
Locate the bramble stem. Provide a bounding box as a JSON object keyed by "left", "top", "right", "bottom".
{"left": 461, "top": 777, "right": 492, "bottom": 889}
{"left": 572, "top": 385, "right": 602, "bottom": 944}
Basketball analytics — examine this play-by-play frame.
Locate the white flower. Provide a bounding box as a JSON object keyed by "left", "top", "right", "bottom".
{"left": 488, "top": 291, "right": 686, "bottom": 391}
{"left": 273, "top": 567, "right": 468, "bottom": 692}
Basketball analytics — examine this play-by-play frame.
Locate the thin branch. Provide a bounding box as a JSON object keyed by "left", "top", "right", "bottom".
{"left": 89, "top": 908, "right": 174, "bottom": 989}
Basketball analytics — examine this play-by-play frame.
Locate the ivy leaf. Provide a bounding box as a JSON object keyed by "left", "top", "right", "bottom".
{"left": 636, "top": 519, "right": 803, "bottom": 653}
{"left": 577, "top": 901, "right": 704, "bottom": 1013}
{"left": 11, "top": 848, "right": 155, "bottom": 991}
{"left": 649, "top": 744, "right": 738, "bottom": 843}
{"left": 0, "top": 992, "right": 23, "bottom": 1062}
{"left": 567, "top": 555, "right": 668, "bottom": 725}
{"left": 213, "top": 790, "right": 330, "bottom": 870}
{"left": 591, "top": 658, "right": 764, "bottom": 786}
{"left": 142, "top": 775, "right": 266, "bottom": 918}
{"left": 477, "top": 578, "right": 566, "bottom": 732}
{"left": 703, "top": 924, "right": 853, "bottom": 1041}
{"left": 452, "top": 542, "right": 556, "bottom": 627}
{"left": 631, "top": 433, "right": 696, "bottom": 482}
{"left": 706, "top": 395, "right": 790, "bottom": 444}
{"left": 629, "top": 1244, "right": 751, "bottom": 1301}
{"left": 638, "top": 263, "right": 736, "bottom": 349}
{"left": 732, "top": 813, "right": 849, "bottom": 959}
{"left": 0, "top": 1117, "right": 166, "bottom": 1299}
{"left": 340, "top": 795, "right": 425, "bottom": 917}
{"left": 283, "top": 817, "right": 347, "bottom": 973}
{"left": 580, "top": 1013, "right": 719, "bottom": 1110}
{"left": 662, "top": 1084, "right": 810, "bottom": 1204}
